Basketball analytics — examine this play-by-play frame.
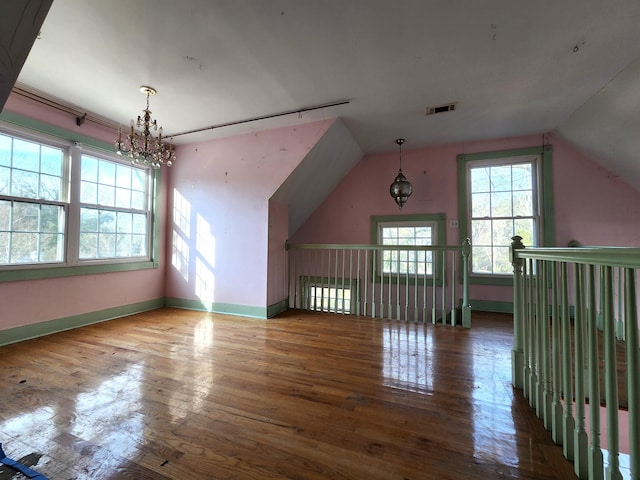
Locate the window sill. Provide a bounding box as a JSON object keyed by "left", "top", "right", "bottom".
{"left": 0, "top": 260, "right": 158, "bottom": 283}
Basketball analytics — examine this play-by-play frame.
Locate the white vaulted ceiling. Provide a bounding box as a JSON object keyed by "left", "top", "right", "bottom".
{"left": 6, "top": 0, "right": 640, "bottom": 188}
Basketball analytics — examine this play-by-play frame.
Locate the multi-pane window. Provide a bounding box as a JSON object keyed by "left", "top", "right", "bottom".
{"left": 379, "top": 222, "right": 435, "bottom": 275}
{"left": 0, "top": 127, "right": 153, "bottom": 269}
{"left": 79, "top": 155, "right": 148, "bottom": 259}
{"left": 0, "top": 133, "right": 66, "bottom": 265}
{"left": 468, "top": 156, "right": 538, "bottom": 275}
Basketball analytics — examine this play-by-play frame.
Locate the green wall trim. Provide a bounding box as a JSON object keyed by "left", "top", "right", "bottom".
{"left": 0, "top": 110, "right": 116, "bottom": 154}
{"left": 470, "top": 299, "right": 514, "bottom": 314}
{"left": 164, "top": 297, "right": 268, "bottom": 319}
{"left": 0, "top": 298, "right": 164, "bottom": 346}
{"left": 0, "top": 260, "right": 156, "bottom": 283}
{"left": 267, "top": 299, "right": 289, "bottom": 318}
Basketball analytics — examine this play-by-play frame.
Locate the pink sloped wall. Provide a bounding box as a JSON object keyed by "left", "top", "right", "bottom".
{"left": 165, "top": 120, "right": 333, "bottom": 311}
{"left": 292, "top": 133, "right": 640, "bottom": 305}
{"left": 0, "top": 93, "right": 168, "bottom": 331}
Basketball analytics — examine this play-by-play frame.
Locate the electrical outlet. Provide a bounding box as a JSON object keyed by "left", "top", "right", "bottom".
{"left": 449, "top": 220, "right": 459, "bottom": 228}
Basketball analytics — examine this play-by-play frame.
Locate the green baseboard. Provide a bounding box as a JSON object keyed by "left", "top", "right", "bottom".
{"left": 470, "top": 299, "right": 514, "bottom": 314}
{"left": 0, "top": 298, "right": 164, "bottom": 346}
{"left": 267, "top": 298, "right": 289, "bottom": 318}
{"left": 164, "top": 297, "right": 268, "bottom": 319}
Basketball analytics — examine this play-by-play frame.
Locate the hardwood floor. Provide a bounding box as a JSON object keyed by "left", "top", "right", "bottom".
{"left": 0, "top": 308, "right": 576, "bottom": 479}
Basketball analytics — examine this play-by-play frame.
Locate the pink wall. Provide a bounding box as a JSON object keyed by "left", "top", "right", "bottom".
{"left": 292, "top": 133, "right": 640, "bottom": 305}
{"left": 0, "top": 93, "right": 167, "bottom": 330}
{"left": 165, "top": 120, "right": 333, "bottom": 311}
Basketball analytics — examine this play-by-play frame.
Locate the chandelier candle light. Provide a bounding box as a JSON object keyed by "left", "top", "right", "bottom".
{"left": 389, "top": 138, "right": 412, "bottom": 208}
{"left": 115, "top": 86, "right": 176, "bottom": 169}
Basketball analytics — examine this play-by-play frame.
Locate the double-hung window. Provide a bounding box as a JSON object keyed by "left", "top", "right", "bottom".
{"left": 79, "top": 154, "right": 149, "bottom": 259}
{"left": 458, "top": 146, "right": 553, "bottom": 281}
{"left": 0, "top": 133, "right": 67, "bottom": 265}
{"left": 371, "top": 214, "right": 446, "bottom": 282}
{"left": 0, "top": 124, "right": 155, "bottom": 274}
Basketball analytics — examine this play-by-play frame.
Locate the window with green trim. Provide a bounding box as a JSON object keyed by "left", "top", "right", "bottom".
{"left": 0, "top": 126, "right": 153, "bottom": 268}
{"left": 371, "top": 214, "right": 446, "bottom": 281}
{"left": 379, "top": 221, "right": 436, "bottom": 275}
{"left": 458, "top": 146, "right": 553, "bottom": 281}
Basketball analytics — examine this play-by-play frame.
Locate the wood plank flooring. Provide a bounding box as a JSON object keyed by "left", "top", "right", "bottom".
{"left": 0, "top": 308, "right": 576, "bottom": 479}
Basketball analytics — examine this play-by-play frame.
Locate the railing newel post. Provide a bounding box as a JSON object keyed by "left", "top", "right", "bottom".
{"left": 510, "top": 235, "right": 525, "bottom": 388}
{"left": 461, "top": 238, "right": 471, "bottom": 328}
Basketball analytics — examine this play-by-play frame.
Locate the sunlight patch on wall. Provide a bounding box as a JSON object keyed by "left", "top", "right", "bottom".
{"left": 173, "top": 189, "right": 191, "bottom": 237}
{"left": 172, "top": 188, "right": 192, "bottom": 282}
{"left": 195, "top": 257, "right": 215, "bottom": 303}
{"left": 196, "top": 213, "right": 216, "bottom": 268}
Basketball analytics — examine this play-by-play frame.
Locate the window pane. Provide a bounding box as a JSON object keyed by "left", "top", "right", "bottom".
{"left": 471, "top": 219, "right": 491, "bottom": 246}
{"left": 98, "top": 233, "right": 116, "bottom": 257}
{"left": 512, "top": 163, "right": 532, "bottom": 190}
{"left": 472, "top": 246, "right": 493, "bottom": 274}
{"left": 81, "top": 156, "right": 98, "bottom": 183}
{"left": 513, "top": 190, "right": 533, "bottom": 217}
{"left": 98, "top": 184, "right": 115, "bottom": 207}
{"left": 80, "top": 181, "right": 98, "bottom": 204}
{"left": 40, "top": 174, "right": 61, "bottom": 201}
{"left": 0, "top": 134, "right": 11, "bottom": 166}
{"left": 13, "top": 139, "right": 40, "bottom": 172}
{"left": 115, "top": 187, "right": 131, "bottom": 208}
{"left": 99, "top": 210, "right": 116, "bottom": 233}
{"left": 0, "top": 200, "right": 9, "bottom": 229}
{"left": 11, "top": 169, "right": 39, "bottom": 198}
{"left": 490, "top": 165, "right": 512, "bottom": 192}
{"left": 39, "top": 233, "right": 63, "bottom": 262}
{"left": 79, "top": 232, "right": 98, "bottom": 259}
{"left": 132, "top": 234, "right": 146, "bottom": 256}
{"left": 12, "top": 202, "right": 39, "bottom": 232}
{"left": 471, "top": 192, "right": 490, "bottom": 217}
{"left": 98, "top": 161, "right": 116, "bottom": 186}
{"left": 41, "top": 146, "right": 62, "bottom": 176}
{"left": 116, "top": 164, "right": 132, "bottom": 188}
{"left": 491, "top": 191, "right": 512, "bottom": 217}
{"left": 471, "top": 167, "right": 490, "bottom": 193}
{"left": 131, "top": 190, "right": 146, "bottom": 210}
{"left": 0, "top": 232, "right": 8, "bottom": 263}
{"left": 117, "top": 212, "right": 132, "bottom": 233}
{"left": 0, "top": 167, "right": 9, "bottom": 194}
{"left": 10, "top": 232, "right": 38, "bottom": 263}
{"left": 132, "top": 213, "right": 147, "bottom": 234}
{"left": 494, "top": 246, "right": 512, "bottom": 274}
{"left": 131, "top": 169, "right": 146, "bottom": 191}
{"left": 116, "top": 234, "right": 132, "bottom": 257}
{"left": 41, "top": 204, "right": 64, "bottom": 233}
{"left": 492, "top": 219, "right": 513, "bottom": 246}
{"left": 515, "top": 218, "right": 534, "bottom": 246}
{"left": 80, "top": 208, "right": 99, "bottom": 232}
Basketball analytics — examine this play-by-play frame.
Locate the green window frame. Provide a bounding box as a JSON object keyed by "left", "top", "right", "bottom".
{"left": 457, "top": 145, "right": 554, "bottom": 285}
{"left": 0, "top": 111, "right": 162, "bottom": 282}
{"left": 370, "top": 214, "right": 446, "bottom": 285}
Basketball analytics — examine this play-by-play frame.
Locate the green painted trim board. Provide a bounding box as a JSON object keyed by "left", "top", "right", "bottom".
{"left": 164, "top": 297, "right": 268, "bottom": 319}
{"left": 0, "top": 298, "right": 164, "bottom": 346}
{"left": 267, "top": 299, "right": 289, "bottom": 318}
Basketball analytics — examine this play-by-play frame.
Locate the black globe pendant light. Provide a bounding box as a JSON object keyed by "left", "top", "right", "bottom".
{"left": 389, "top": 138, "right": 412, "bottom": 208}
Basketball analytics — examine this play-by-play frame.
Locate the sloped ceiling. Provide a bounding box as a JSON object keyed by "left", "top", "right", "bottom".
{"left": 272, "top": 118, "right": 363, "bottom": 235}
{"left": 3, "top": 0, "right": 640, "bottom": 226}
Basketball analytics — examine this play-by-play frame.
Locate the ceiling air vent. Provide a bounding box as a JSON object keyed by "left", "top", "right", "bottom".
{"left": 426, "top": 102, "right": 458, "bottom": 116}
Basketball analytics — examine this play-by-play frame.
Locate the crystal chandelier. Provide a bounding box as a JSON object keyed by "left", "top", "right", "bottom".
{"left": 115, "top": 86, "right": 175, "bottom": 169}
{"left": 389, "top": 138, "right": 412, "bottom": 208}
